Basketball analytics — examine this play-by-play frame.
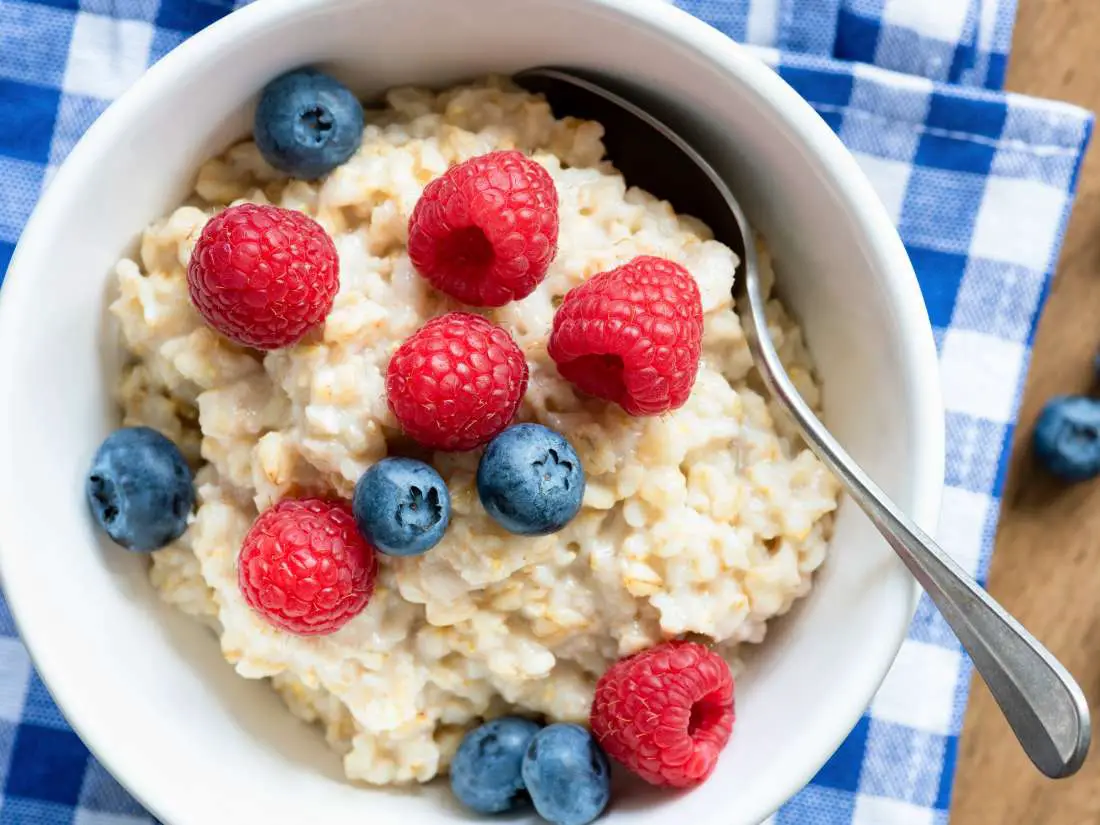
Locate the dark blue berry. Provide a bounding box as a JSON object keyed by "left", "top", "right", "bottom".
{"left": 254, "top": 68, "right": 364, "bottom": 179}
{"left": 86, "top": 427, "right": 194, "bottom": 552}
{"left": 352, "top": 458, "right": 450, "bottom": 556}
{"left": 450, "top": 717, "right": 541, "bottom": 814}
{"left": 1033, "top": 395, "right": 1100, "bottom": 481}
{"left": 476, "top": 424, "right": 585, "bottom": 536}
{"left": 521, "top": 724, "right": 610, "bottom": 825}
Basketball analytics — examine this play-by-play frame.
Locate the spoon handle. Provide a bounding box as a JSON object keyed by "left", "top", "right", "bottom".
{"left": 858, "top": 489, "right": 1091, "bottom": 779}
{"left": 737, "top": 271, "right": 1090, "bottom": 779}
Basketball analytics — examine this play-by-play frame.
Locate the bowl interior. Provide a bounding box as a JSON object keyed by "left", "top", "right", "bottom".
{"left": 0, "top": 1, "right": 942, "bottom": 824}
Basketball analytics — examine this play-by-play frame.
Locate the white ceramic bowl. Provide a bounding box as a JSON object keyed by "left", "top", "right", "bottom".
{"left": 0, "top": 1, "right": 944, "bottom": 823}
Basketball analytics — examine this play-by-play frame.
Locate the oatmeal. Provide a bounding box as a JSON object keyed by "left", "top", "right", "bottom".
{"left": 110, "top": 77, "right": 840, "bottom": 785}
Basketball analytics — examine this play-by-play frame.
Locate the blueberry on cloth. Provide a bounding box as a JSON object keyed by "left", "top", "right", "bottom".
{"left": 521, "top": 723, "right": 611, "bottom": 825}
{"left": 450, "top": 716, "right": 542, "bottom": 814}
{"left": 352, "top": 457, "right": 450, "bottom": 556}
{"left": 86, "top": 427, "right": 194, "bottom": 551}
{"left": 254, "top": 68, "right": 364, "bottom": 179}
{"left": 476, "top": 424, "right": 585, "bottom": 536}
{"left": 1033, "top": 395, "right": 1100, "bottom": 481}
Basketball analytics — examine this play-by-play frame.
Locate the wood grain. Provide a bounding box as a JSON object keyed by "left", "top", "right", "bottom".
{"left": 951, "top": 0, "right": 1100, "bottom": 822}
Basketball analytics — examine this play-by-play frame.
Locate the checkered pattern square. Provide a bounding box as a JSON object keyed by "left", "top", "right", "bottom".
{"left": 832, "top": 0, "right": 1014, "bottom": 88}
{"left": 0, "top": 1, "right": 1092, "bottom": 823}
{"left": 681, "top": 0, "right": 1017, "bottom": 89}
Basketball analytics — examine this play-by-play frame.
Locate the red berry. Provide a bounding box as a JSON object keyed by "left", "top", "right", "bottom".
{"left": 590, "top": 640, "right": 734, "bottom": 789}
{"left": 237, "top": 498, "right": 377, "bottom": 636}
{"left": 407, "top": 150, "right": 559, "bottom": 307}
{"left": 188, "top": 203, "right": 339, "bottom": 350}
{"left": 548, "top": 256, "right": 703, "bottom": 416}
{"left": 387, "top": 312, "right": 528, "bottom": 451}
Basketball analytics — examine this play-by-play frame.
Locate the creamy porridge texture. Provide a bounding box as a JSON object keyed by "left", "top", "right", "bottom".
{"left": 111, "top": 77, "right": 841, "bottom": 785}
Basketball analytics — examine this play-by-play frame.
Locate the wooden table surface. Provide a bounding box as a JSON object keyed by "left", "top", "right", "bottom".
{"left": 950, "top": 0, "right": 1100, "bottom": 822}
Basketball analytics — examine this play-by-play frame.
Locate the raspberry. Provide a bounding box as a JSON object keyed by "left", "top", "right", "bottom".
{"left": 237, "top": 498, "right": 377, "bottom": 636}
{"left": 387, "top": 312, "right": 528, "bottom": 451}
{"left": 407, "top": 150, "right": 559, "bottom": 307}
{"left": 590, "top": 640, "right": 734, "bottom": 789}
{"left": 548, "top": 256, "right": 704, "bottom": 416}
{"left": 188, "top": 203, "right": 339, "bottom": 350}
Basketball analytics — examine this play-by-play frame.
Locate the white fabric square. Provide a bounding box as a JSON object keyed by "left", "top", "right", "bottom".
{"left": 0, "top": 637, "right": 30, "bottom": 723}
{"left": 970, "top": 175, "right": 1067, "bottom": 272}
{"left": 881, "top": 0, "right": 972, "bottom": 43}
{"left": 939, "top": 328, "right": 1025, "bottom": 423}
{"left": 74, "top": 812, "right": 153, "bottom": 825}
{"left": 872, "top": 640, "right": 960, "bottom": 734}
{"left": 976, "top": 0, "right": 1000, "bottom": 50}
{"left": 746, "top": 44, "right": 782, "bottom": 65}
{"left": 62, "top": 13, "right": 154, "bottom": 100}
{"left": 852, "top": 796, "right": 937, "bottom": 825}
{"left": 935, "top": 486, "right": 991, "bottom": 576}
{"left": 854, "top": 154, "right": 914, "bottom": 223}
{"left": 745, "top": 0, "right": 780, "bottom": 46}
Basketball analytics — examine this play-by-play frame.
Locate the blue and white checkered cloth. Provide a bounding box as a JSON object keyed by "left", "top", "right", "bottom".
{"left": 0, "top": 0, "right": 1091, "bottom": 823}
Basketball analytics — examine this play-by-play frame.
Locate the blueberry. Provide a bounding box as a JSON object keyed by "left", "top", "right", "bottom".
{"left": 86, "top": 427, "right": 194, "bottom": 552}
{"left": 352, "top": 458, "right": 450, "bottom": 556}
{"left": 476, "top": 424, "right": 585, "bottom": 536}
{"left": 1033, "top": 395, "right": 1100, "bottom": 481}
{"left": 450, "top": 717, "right": 541, "bottom": 814}
{"left": 521, "top": 724, "right": 610, "bottom": 825}
{"left": 253, "top": 68, "right": 364, "bottom": 179}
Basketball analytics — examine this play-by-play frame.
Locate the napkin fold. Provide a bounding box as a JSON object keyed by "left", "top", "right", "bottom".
{"left": 0, "top": 0, "right": 1091, "bottom": 823}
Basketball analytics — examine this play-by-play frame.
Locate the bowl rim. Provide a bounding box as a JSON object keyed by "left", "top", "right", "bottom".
{"left": 0, "top": 0, "right": 945, "bottom": 821}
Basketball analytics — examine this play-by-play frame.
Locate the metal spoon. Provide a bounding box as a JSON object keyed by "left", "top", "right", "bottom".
{"left": 515, "top": 66, "right": 1091, "bottom": 779}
